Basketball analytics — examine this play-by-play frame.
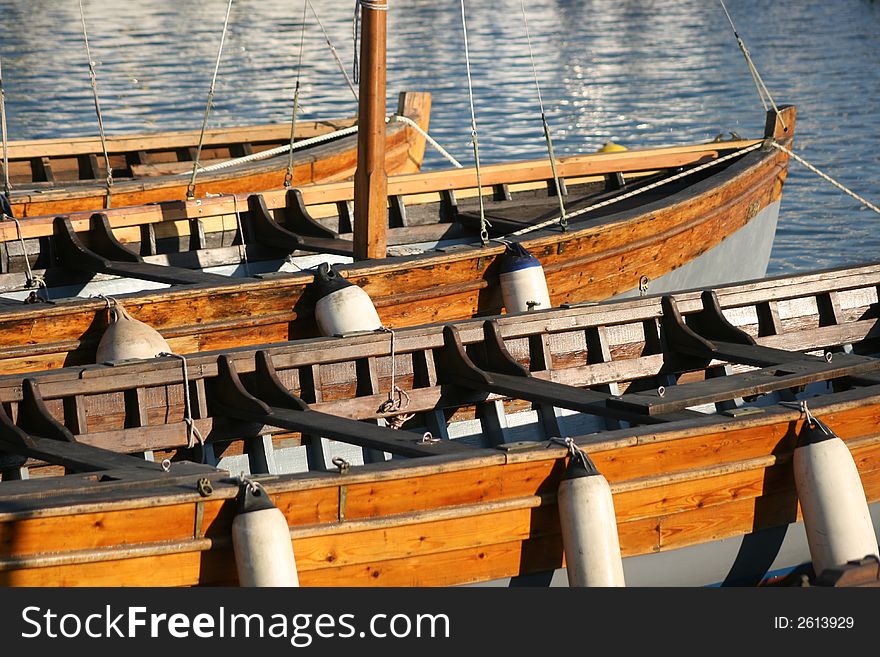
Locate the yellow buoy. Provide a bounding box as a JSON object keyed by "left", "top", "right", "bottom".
{"left": 597, "top": 141, "right": 627, "bottom": 153}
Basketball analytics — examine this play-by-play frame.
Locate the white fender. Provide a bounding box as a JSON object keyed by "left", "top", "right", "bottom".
{"left": 95, "top": 302, "right": 170, "bottom": 363}
{"left": 312, "top": 262, "right": 382, "bottom": 336}
{"left": 557, "top": 453, "right": 626, "bottom": 587}
{"left": 794, "top": 416, "right": 879, "bottom": 577}
{"left": 232, "top": 483, "right": 299, "bottom": 587}
{"left": 498, "top": 242, "right": 552, "bottom": 313}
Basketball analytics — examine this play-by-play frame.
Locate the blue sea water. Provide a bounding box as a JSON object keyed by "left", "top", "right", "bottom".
{"left": 0, "top": 0, "right": 878, "bottom": 276}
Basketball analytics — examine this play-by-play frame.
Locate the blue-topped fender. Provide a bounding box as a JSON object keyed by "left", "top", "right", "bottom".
{"left": 498, "top": 241, "right": 542, "bottom": 273}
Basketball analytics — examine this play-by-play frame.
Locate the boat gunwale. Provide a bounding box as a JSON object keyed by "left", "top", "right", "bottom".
{"left": 1, "top": 117, "right": 360, "bottom": 160}
{"left": 0, "top": 137, "right": 763, "bottom": 242}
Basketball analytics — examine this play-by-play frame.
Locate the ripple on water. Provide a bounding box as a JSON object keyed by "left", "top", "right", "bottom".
{"left": 1, "top": 0, "right": 879, "bottom": 276}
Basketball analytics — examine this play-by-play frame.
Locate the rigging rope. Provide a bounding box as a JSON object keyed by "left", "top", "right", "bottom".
{"left": 505, "top": 141, "right": 764, "bottom": 238}
{"left": 193, "top": 114, "right": 461, "bottom": 174}
{"left": 77, "top": 0, "right": 114, "bottom": 209}
{"left": 548, "top": 436, "right": 594, "bottom": 472}
{"left": 205, "top": 192, "right": 252, "bottom": 275}
{"left": 199, "top": 123, "right": 360, "bottom": 172}
{"left": 520, "top": 1, "right": 567, "bottom": 231}
{"left": 185, "top": 0, "right": 459, "bottom": 178}
{"left": 391, "top": 115, "right": 463, "bottom": 168}
{"left": 3, "top": 214, "right": 48, "bottom": 299}
{"left": 772, "top": 142, "right": 880, "bottom": 216}
{"left": 459, "top": 0, "right": 490, "bottom": 246}
{"left": 376, "top": 326, "right": 414, "bottom": 429}
{"left": 308, "top": 0, "right": 358, "bottom": 101}
{"left": 186, "top": 0, "right": 234, "bottom": 199}
{"left": 158, "top": 351, "right": 206, "bottom": 450}
{"left": 0, "top": 59, "right": 46, "bottom": 299}
{"left": 352, "top": 0, "right": 387, "bottom": 86}
{"left": 230, "top": 193, "right": 250, "bottom": 275}
{"left": 352, "top": 0, "right": 360, "bottom": 85}
{"left": 0, "top": 56, "right": 10, "bottom": 205}
{"left": 718, "top": 0, "right": 786, "bottom": 132}
{"left": 285, "top": 0, "right": 310, "bottom": 189}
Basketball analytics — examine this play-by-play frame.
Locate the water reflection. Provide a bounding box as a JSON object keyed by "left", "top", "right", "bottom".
{"left": 1, "top": 0, "right": 879, "bottom": 275}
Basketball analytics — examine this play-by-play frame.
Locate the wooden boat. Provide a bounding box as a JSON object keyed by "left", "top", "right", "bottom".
{"left": 0, "top": 104, "right": 794, "bottom": 375}
{"left": 0, "top": 261, "right": 879, "bottom": 587}
{"left": 0, "top": 91, "right": 432, "bottom": 217}
{"left": 0, "top": 1, "right": 795, "bottom": 377}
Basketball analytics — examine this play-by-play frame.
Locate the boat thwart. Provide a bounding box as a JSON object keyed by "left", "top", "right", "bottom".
{"left": 0, "top": 261, "right": 878, "bottom": 586}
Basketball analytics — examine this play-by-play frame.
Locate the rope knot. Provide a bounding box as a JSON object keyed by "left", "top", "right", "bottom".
{"left": 358, "top": 0, "right": 388, "bottom": 10}
{"left": 377, "top": 386, "right": 415, "bottom": 429}
{"left": 238, "top": 473, "right": 267, "bottom": 497}
{"left": 781, "top": 399, "right": 838, "bottom": 440}
{"left": 781, "top": 399, "right": 818, "bottom": 428}
{"left": 548, "top": 436, "right": 592, "bottom": 471}
{"left": 375, "top": 326, "right": 415, "bottom": 429}
{"left": 158, "top": 351, "right": 206, "bottom": 450}
{"left": 5, "top": 214, "right": 50, "bottom": 301}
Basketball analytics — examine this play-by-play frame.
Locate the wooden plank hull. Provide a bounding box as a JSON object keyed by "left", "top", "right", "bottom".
{"left": 0, "top": 108, "right": 794, "bottom": 376}
{"left": 2, "top": 401, "right": 879, "bottom": 587}
{"left": 1, "top": 258, "right": 879, "bottom": 587}
{"left": 4, "top": 92, "right": 431, "bottom": 217}
{"left": 612, "top": 199, "right": 780, "bottom": 299}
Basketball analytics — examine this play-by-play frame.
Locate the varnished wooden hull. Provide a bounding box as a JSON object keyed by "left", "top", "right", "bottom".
{"left": 0, "top": 259, "right": 878, "bottom": 587}
{"left": 0, "top": 108, "right": 795, "bottom": 376}
{"left": 4, "top": 92, "right": 431, "bottom": 217}
{"left": 2, "top": 375, "right": 879, "bottom": 586}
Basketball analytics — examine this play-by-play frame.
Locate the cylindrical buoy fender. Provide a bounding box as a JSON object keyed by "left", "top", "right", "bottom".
{"left": 498, "top": 242, "right": 552, "bottom": 313}
{"left": 557, "top": 451, "right": 626, "bottom": 587}
{"left": 95, "top": 301, "right": 171, "bottom": 363}
{"left": 312, "top": 262, "right": 382, "bottom": 336}
{"left": 232, "top": 480, "right": 299, "bottom": 587}
{"left": 794, "top": 415, "right": 879, "bottom": 577}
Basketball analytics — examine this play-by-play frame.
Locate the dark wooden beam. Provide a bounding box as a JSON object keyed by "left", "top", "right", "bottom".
{"left": 211, "top": 352, "right": 473, "bottom": 459}
{"left": 53, "top": 214, "right": 234, "bottom": 286}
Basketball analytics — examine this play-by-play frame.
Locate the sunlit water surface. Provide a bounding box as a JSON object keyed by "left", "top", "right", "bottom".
{"left": 1, "top": 0, "right": 879, "bottom": 275}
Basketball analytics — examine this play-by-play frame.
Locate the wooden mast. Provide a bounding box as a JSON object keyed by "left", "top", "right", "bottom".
{"left": 353, "top": 0, "right": 388, "bottom": 260}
